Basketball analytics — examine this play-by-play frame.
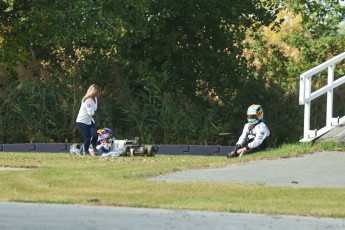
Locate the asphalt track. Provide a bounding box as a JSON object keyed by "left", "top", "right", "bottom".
{"left": 1, "top": 202, "right": 345, "bottom": 230}
{"left": 1, "top": 151, "right": 345, "bottom": 229}
{"left": 149, "top": 151, "right": 345, "bottom": 188}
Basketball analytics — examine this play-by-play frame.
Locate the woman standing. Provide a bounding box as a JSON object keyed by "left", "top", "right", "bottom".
{"left": 76, "top": 84, "right": 101, "bottom": 156}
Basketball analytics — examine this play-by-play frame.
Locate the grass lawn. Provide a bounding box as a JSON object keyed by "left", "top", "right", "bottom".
{"left": 0, "top": 141, "right": 344, "bottom": 218}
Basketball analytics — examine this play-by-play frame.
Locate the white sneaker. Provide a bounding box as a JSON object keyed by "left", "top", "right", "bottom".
{"left": 88, "top": 147, "right": 95, "bottom": 156}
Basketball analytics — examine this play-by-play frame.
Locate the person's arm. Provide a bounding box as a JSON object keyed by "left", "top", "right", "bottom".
{"left": 235, "top": 124, "right": 249, "bottom": 153}
{"left": 83, "top": 98, "right": 95, "bottom": 116}
{"left": 236, "top": 124, "right": 248, "bottom": 146}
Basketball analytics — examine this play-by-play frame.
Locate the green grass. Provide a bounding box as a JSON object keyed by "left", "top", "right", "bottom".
{"left": 0, "top": 141, "right": 345, "bottom": 218}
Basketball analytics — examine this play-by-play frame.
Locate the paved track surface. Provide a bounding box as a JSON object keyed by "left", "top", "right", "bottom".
{"left": 2, "top": 151, "right": 345, "bottom": 230}
{"left": 149, "top": 151, "right": 345, "bottom": 187}
{"left": 1, "top": 202, "right": 345, "bottom": 230}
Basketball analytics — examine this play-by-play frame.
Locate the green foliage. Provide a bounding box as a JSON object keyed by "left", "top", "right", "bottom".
{"left": 98, "top": 74, "right": 226, "bottom": 144}
{"left": 120, "top": 0, "right": 279, "bottom": 99}
{"left": 285, "top": 0, "right": 345, "bottom": 37}
{"left": 0, "top": 0, "right": 344, "bottom": 146}
{"left": 244, "top": 0, "right": 345, "bottom": 144}
{"left": 0, "top": 80, "right": 72, "bottom": 142}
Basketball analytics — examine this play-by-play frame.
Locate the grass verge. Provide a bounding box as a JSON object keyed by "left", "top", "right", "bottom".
{"left": 0, "top": 141, "right": 344, "bottom": 218}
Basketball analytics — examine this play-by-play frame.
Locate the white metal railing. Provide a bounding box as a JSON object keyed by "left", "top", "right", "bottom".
{"left": 299, "top": 52, "right": 345, "bottom": 142}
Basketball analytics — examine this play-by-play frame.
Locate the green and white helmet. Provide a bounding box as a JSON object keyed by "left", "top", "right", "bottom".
{"left": 247, "top": 104, "right": 264, "bottom": 125}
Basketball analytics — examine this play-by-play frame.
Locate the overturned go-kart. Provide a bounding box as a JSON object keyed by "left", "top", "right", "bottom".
{"left": 115, "top": 137, "right": 157, "bottom": 157}
{"left": 70, "top": 137, "right": 157, "bottom": 157}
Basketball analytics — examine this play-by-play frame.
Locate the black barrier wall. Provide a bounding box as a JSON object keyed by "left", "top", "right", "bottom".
{"left": 0, "top": 143, "right": 234, "bottom": 156}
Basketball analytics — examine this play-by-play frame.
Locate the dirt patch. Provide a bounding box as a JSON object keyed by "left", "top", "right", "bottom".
{"left": 0, "top": 166, "right": 36, "bottom": 171}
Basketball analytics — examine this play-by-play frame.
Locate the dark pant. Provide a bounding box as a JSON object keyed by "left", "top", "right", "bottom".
{"left": 76, "top": 122, "right": 98, "bottom": 153}
{"left": 241, "top": 138, "right": 268, "bottom": 155}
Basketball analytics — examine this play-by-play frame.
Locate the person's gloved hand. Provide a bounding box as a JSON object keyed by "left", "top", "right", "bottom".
{"left": 234, "top": 144, "right": 242, "bottom": 153}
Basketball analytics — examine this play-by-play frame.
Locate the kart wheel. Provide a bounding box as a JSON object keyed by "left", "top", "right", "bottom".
{"left": 125, "top": 147, "right": 131, "bottom": 157}
{"left": 145, "top": 145, "right": 156, "bottom": 157}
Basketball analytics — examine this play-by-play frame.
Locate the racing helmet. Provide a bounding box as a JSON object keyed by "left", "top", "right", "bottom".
{"left": 97, "top": 128, "right": 115, "bottom": 142}
{"left": 247, "top": 104, "right": 264, "bottom": 125}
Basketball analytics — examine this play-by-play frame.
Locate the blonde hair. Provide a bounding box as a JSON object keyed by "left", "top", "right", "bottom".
{"left": 82, "top": 84, "right": 101, "bottom": 102}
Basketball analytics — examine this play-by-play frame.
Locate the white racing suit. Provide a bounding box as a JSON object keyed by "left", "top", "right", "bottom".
{"left": 236, "top": 121, "right": 270, "bottom": 155}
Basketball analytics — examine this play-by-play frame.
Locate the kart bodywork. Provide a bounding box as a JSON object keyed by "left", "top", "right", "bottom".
{"left": 110, "top": 137, "right": 157, "bottom": 157}
{"left": 70, "top": 137, "right": 157, "bottom": 157}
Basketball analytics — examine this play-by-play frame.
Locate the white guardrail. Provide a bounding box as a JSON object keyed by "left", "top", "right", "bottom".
{"left": 299, "top": 52, "right": 345, "bottom": 142}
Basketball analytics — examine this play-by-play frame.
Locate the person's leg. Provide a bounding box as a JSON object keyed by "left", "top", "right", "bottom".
{"left": 240, "top": 139, "right": 268, "bottom": 157}
{"left": 258, "top": 139, "right": 268, "bottom": 151}
{"left": 76, "top": 122, "right": 91, "bottom": 154}
{"left": 239, "top": 147, "right": 259, "bottom": 157}
{"left": 89, "top": 121, "right": 98, "bottom": 149}
{"left": 227, "top": 145, "right": 241, "bottom": 158}
{"left": 229, "top": 138, "right": 254, "bottom": 158}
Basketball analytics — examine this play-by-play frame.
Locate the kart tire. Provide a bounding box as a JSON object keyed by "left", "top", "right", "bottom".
{"left": 125, "top": 147, "right": 131, "bottom": 157}
{"left": 145, "top": 145, "right": 156, "bottom": 157}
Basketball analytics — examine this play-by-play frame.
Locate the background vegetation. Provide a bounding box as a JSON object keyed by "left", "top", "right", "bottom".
{"left": 0, "top": 0, "right": 345, "bottom": 146}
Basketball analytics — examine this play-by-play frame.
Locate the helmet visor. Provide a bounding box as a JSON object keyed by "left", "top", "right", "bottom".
{"left": 247, "top": 114, "right": 258, "bottom": 119}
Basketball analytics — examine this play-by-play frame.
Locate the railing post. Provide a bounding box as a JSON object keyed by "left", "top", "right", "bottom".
{"left": 303, "top": 76, "right": 312, "bottom": 139}
{"left": 327, "top": 65, "right": 334, "bottom": 127}
{"left": 299, "top": 75, "right": 305, "bottom": 105}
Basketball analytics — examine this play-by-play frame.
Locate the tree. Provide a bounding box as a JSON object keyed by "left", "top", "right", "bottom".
{"left": 244, "top": 0, "right": 345, "bottom": 144}
{"left": 4, "top": 0, "right": 332, "bottom": 145}
{"left": 120, "top": 0, "right": 280, "bottom": 99}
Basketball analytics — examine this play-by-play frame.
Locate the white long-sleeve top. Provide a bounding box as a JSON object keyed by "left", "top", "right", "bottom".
{"left": 236, "top": 121, "right": 270, "bottom": 149}
{"left": 76, "top": 97, "right": 98, "bottom": 125}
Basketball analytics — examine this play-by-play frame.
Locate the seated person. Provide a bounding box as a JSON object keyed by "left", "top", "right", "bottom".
{"left": 227, "top": 104, "right": 270, "bottom": 158}
{"left": 96, "top": 128, "right": 115, "bottom": 155}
